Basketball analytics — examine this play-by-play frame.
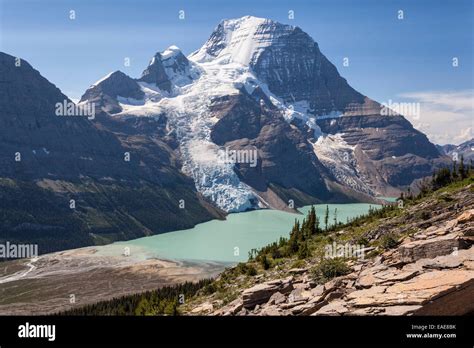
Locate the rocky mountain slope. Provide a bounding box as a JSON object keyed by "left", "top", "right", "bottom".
{"left": 185, "top": 176, "right": 474, "bottom": 316}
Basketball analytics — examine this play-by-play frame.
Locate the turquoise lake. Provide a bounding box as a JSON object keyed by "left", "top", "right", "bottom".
{"left": 96, "top": 202, "right": 389, "bottom": 263}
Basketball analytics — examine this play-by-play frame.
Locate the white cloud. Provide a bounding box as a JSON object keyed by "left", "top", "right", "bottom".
{"left": 398, "top": 90, "right": 473, "bottom": 145}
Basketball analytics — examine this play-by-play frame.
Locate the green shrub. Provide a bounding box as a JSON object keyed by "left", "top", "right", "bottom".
{"left": 260, "top": 254, "right": 271, "bottom": 270}
{"left": 235, "top": 262, "right": 257, "bottom": 276}
{"left": 380, "top": 233, "right": 399, "bottom": 249}
{"left": 355, "top": 236, "right": 370, "bottom": 246}
{"left": 419, "top": 211, "right": 431, "bottom": 220}
{"left": 311, "top": 258, "right": 350, "bottom": 283}
{"left": 201, "top": 283, "right": 217, "bottom": 295}
{"left": 290, "top": 259, "right": 306, "bottom": 268}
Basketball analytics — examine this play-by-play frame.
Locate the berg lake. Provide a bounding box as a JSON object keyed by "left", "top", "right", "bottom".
{"left": 96, "top": 203, "right": 388, "bottom": 263}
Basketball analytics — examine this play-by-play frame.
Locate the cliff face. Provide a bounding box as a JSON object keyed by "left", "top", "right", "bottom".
{"left": 208, "top": 90, "right": 333, "bottom": 203}
{"left": 315, "top": 115, "right": 449, "bottom": 192}
{"left": 186, "top": 179, "right": 474, "bottom": 316}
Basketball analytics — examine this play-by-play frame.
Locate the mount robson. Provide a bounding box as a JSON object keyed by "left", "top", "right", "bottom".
{"left": 0, "top": 16, "right": 450, "bottom": 255}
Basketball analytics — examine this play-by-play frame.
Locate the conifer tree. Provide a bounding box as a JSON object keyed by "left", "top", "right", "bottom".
{"left": 324, "top": 205, "right": 329, "bottom": 230}
{"left": 308, "top": 206, "right": 317, "bottom": 235}
{"left": 459, "top": 155, "right": 466, "bottom": 179}
{"left": 297, "top": 241, "right": 310, "bottom": 259}
{"left": 301, "top": 218, "right": 307, "bottom": 240}
{"left": 289, "top": 219, "right": 300, "bottom": 253}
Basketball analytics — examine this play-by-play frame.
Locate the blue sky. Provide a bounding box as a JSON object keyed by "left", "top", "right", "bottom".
{"left": 0, "top": 0, "right": 472, "bottom": 144}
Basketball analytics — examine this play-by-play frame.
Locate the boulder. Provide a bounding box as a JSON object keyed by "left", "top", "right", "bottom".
{"left": 312, "top": 300, "right": 349, "bottom": 316}
{"left": 191, "top": 302, "right": 214, "bottom": 314}
{"left": 267, "top": 291, "right": 286, "bottom": 305}
{"left": 290, "top": 300, "right": 327, "bottom": 316}
{"left": 457, "top": 209, "right": 474, "bottom": 224}
{"left": 260, "top": 306, "right": 283, "bottom": 316}
{"left": 311, "top": 285, "right": 325, "bottom": 297}
{"left": 346, "top": 269, "right": 474, "bottom": 314}
{"left": 226, "top": 298, "right": 243, "bottom": 315}
{"left": 399, "top": 234, "right": 466, "bottom": 263}
{"left": 242, "top": 283, "right": 280, "bottom": 308}
{"left": 242, "top": 277, "right": 293, "bottom": 308}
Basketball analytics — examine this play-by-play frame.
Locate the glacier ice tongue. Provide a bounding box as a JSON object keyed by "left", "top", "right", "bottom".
{"left": 123, "top": 57, "right": 262, "bottom": 212}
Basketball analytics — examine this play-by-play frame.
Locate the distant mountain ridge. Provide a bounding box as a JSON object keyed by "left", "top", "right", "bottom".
{"left": 437, "top": 139, "right": 474, "bottom": 163}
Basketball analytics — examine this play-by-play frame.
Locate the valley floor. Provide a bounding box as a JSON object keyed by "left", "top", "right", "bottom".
{"left": 0, "top": 247, "right": 225, "bottom": 315}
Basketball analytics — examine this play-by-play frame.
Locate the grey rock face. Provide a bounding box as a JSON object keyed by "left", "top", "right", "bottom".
{"left": 160, "top": 49, "right": 196, "bottom": 81}
{"left": 317, "top": 115, "right": 449, "bottom": 187}
{"left": 139, "top": 52, "right": 172, "bottom": 92}
{"left": 317, "top": 116, "right": 440, "bottom": 160}
{"left": 80, "top": 71, "right": 144, "bottom": 113}
{"left": 253, "top": 27, "right": 376, "bottom": 115}
{"left": 139, "top": 47, "right": 198, "bottom": 92}
{"left": 0, "top": 52, "right": 122, "bottom": 180}
{"left": 209, "top": 88, "right": 334, "bottom": 202}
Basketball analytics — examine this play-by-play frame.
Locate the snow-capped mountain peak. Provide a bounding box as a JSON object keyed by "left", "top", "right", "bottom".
{"left": 161, "top": 45, "right": 182, "bottom": 59}
{"left": 92, "top": 71, "right": 119, "bottom": 87}
{"left": 140, "top": 46, "right": 200, "bottom": 92}
{"left": 189, "top": 15, "right": 296, "bottom": 66}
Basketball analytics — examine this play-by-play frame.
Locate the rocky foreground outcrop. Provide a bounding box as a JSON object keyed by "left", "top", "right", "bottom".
{"left": 188, "top": 185, "right": 474, "bottom": 316}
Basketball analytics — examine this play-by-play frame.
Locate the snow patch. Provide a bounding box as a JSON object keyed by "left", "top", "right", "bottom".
{"left": 313, "top": 134, "right": 374, "bottom": 196}
{"left": 161, "top": 45, "right": 181, "bottom": 59}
